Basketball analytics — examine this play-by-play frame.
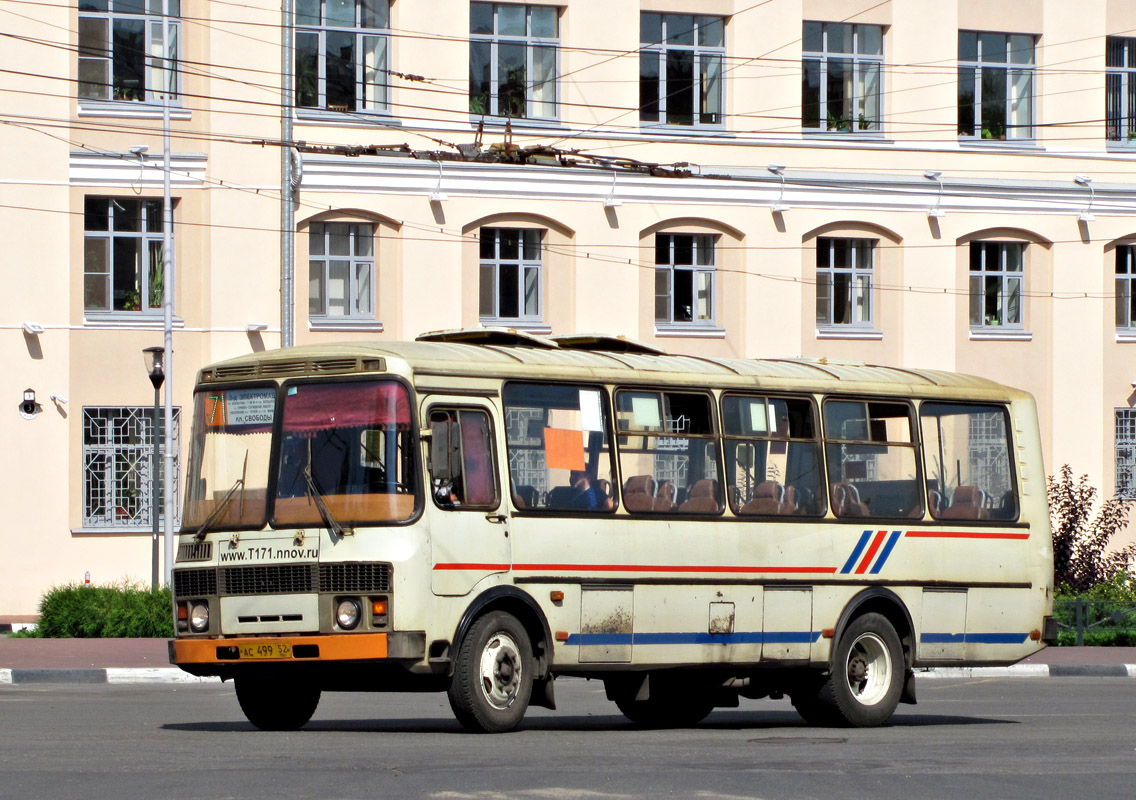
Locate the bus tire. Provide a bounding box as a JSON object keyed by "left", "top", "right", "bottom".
{"left": 818, "top": 612, "right": 903, "bottom": 727}
{"left": 447, "top": 610, "right": 533, "bottom": 733}
{"left": 235, "top": 675, "right": 321, "bottom": 731}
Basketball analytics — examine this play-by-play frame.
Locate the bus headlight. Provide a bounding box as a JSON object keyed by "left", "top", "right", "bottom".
{"left": 189, "top": 602, "right": 210, "bottom": 633}
{"left": 336, "top": 598, "right": 361, "bottom": 630}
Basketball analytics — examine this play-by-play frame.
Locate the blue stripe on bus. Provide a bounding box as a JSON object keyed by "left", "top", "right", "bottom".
{"left": 920, "top": 632, "right": 1030, "bottom": 645}
{"left": 868, "top": 530, "right": 903, "bottom": 574}
{"left": 564, "top": 631, "right": 821, "bottom": 646}
{"left": 841, "top": 531, "right": 874, "bottom": 574}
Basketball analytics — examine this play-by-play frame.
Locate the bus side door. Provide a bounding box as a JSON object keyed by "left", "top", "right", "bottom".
{"left": 425, "top": 399, "right": 511, "bottom": 596}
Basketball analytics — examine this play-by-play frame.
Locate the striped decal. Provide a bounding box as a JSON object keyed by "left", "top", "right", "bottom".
{"left": 841, "top": 530, "right": 902, "bottom": 575}
{"left": 565, "top": 631, "right": 822, "bottom": 646}
{"left": 920, "top": 632, "right": 1030, "bottom": 645}
{"left": 435, "top": 563, "right": 837, "bottom": 574}
{"left": 906, "top": 530, "right": 1030, "bottom": 540}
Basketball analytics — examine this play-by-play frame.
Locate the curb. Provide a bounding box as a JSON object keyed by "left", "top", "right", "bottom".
{"left": 2, "top": 665, "right": 1135, "bottom": 685}
{"left": 0, "top": 668, "right": 219, "bottom": 685}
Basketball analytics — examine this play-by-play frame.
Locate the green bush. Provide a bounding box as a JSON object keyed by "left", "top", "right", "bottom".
{"left": 32, "top": 582, "right": 173, "bottom": 638}
{"left": 1056, "top": 629, "right": 1136, "bottom": 647}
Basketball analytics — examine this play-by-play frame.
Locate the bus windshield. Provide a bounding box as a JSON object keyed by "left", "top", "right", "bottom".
{"left": 272, "top": 380, "right": 418, "bottom": 526}
{"left": 182, "top": 387, "right": 276, "bottom": 530}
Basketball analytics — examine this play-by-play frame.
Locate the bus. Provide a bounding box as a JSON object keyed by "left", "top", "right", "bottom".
{"left": 170, "top": 329, "right": 1056, "bottom": 731}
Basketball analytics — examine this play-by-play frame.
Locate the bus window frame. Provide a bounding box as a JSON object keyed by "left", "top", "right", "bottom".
{"left": 269, "top": 374, "right": 423, "bottom": 529}
{"left": 180, "top": 379, "right": 281, "bottom": 534}
{"left": 916, "top": 398, "right": 1020, "bottom": 524}
{"left": 820, "top": 395, "right": 926, "bottom": 522}
{"left": 501, "top": 380, "right": 620, "bottom": 516}
{"left": 613, "top": 385, "right": 725, "bottom": 517}
{"left": 426, "top": 404, "right": 502, "bottom": 512}
{"left": 720, "top": 391, "right": 826, "bottom": 519}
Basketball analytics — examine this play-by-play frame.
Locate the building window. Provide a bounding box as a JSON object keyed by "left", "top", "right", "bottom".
{"left": 958, "top": 31, "right": 1034, "bottom": 141}
{"left": 1118, "top": 246, "right": 1136, "bottom": 329}
{"left": 296, "top": 0, "right": 390, "bottom": 113}
{"left": 655, "top": 233, "right": 715, "bottom": 325}
{"left": 969, "top": 242, "right": 1023, "bottom": 328}
{"left": 78, "top": 0, "right": 180, "bottom": 103}
{"left": 479, "top": 228, "right": 543, "bottom": 322}
{"left": 83, "top": 197, "right": 168, "bottom": 314}
{"left": 83, "top": 406, "right": 180, "bottom": 528}
{"left": 1118, "top": 410, "right": 1136, "bottom": 500}
{"left": 470, "top": 3, "right": 558, "bottom": 119}
{"left": 816, "top": 237, "right": 875, "bottom": 327}
{"left": 1108, "top": 37, "right": 1136, "bottom": 144}
{"left": 640, "top": 13, "right": 724, "bottom": 127}
{"left": 802, "top": 22, "right": 882, "bottom": 133}
{"left": 309, "top": 222, "right": 375, "bottom": 318}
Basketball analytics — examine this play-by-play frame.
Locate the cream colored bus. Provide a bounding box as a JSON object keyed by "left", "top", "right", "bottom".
{"left": 170, "top": 330, "right": 1055, "bottom": 731}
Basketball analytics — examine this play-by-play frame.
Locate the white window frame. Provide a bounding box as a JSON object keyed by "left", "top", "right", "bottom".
{"left": 82, "top": 406, "right": 180, "bottom": 529}
{"left": 639, "top": 13, "right": 725, "bottom": 128}
{"left": 816, "top": 237, "right": 875, "bottom": 327}
{"left": 469, "top": 3, "right": 559, "bottom": 120}
{"left": 1108, "top": 37, "right": 1136, "bottom": 146}
{"left": 969, "top": 241, "right": 1024, "bottom": 329}
{"left": 1117, "top": 245, "right": 1136, "bottom": 330}
{"left": 295, "top": 0, "right": 391, "bottom": 114}
{"left": 83, "top": 197, "right": 169, "bottom": 315}
{"left": 479, "top": 227, "right": 544, "bottom": 324}
{"left": 78, "top": 0, "right": 180, "bottom": 104}
{"left": 958, "top": 31, "right": 1035, "bottom": 142}
{"left": 654, "top": 233, "right": 716, "bottom": 327}
{"left": 1117, "top": 409, "right": 1136, "bottom": 500}
{"left": 802, "top": 21, "right": 883, "bottom": 134}
{"left": 308, "top": 222, "right": 376, "bottom": 319}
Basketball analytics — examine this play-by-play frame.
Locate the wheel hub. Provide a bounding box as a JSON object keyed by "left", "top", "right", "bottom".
{"left": 848, "top": 654, "right": 869, "bottom": 684}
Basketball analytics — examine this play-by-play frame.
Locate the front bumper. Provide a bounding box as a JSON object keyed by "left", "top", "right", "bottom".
{"left": 169, "top": 631, "right": 426, "bottom": 667}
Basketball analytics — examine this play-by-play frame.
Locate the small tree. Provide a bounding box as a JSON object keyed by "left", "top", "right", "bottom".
{"left": 1047, "top": 464, "right": 1136, "bottom": 592}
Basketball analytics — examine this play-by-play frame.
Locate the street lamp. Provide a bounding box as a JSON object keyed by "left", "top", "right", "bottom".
{"left": 143, "top": 346, "right": 165, "bottom": 589}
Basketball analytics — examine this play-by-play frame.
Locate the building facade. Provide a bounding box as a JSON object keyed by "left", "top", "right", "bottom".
{"left": 2, "top": 0, "right": 1136, "bottom": 615}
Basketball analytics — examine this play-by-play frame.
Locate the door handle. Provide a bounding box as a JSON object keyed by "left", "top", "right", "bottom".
{"left": 485, "top": 513, "right": 508, "bottom": 524}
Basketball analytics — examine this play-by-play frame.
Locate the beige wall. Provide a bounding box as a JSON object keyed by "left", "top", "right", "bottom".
{"left": 2, "top": 0, "right": 1136, "bottom": 615}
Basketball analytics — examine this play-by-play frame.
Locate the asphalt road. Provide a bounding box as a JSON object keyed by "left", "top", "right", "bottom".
{"left": 1, "top": 677, "right": 1134, "bottom": 800}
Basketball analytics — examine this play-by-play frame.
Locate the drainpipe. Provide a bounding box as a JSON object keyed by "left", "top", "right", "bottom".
{"left": 280, "top": 0, "right": 294, "bottom": 348}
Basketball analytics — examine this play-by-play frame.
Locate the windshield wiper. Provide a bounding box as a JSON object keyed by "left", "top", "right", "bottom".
{"left": 194, "top": 477, "right": 244, "bottom": 542}
{"left": 303, "top": 441, "right": 352, "bottom": 537}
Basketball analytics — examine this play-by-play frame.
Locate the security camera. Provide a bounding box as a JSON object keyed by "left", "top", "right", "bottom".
{"left": 130, "top": 144, "right": 149, "bottom": 156}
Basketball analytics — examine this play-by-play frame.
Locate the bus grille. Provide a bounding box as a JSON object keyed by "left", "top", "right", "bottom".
{"left": 222, "top": 564, "right": 317, "bottom": 595}
{"left": 176, "top": 541, "right": 212, "bottom": 562}
{"left": 173, "top": 568, "right": 217, "bottom": 598}
{"left": 319, "top": 562, "right": 392, "bottom": 593}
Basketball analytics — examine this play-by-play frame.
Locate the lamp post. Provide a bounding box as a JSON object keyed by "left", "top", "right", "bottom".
{"left": 143, "top": 346, "right": 165, "bottom": 589}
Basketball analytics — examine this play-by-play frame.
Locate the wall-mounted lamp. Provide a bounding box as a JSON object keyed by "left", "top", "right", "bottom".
{"left": 1075, "top": 175, "right": 1095, "bottom": 222}
{"left": 22, "top": 321, "right": 44, "bottom": 335}
{"left": 924, "top": 170, "right": 945, "bottom": 218}
{"left": 19, "top": 388, "right": 39, "bottom": 419}
{"left": 603, "top": 172, "right": 622, "bottom": 208}
{"left": 429, "top": 160, "right": 448, "bottom": 203}
{"left": 768, "top": 164, "right": 789, "bottom": 212}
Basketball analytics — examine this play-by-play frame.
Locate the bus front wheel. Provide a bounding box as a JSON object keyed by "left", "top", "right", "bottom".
{"left": 234, "top": 674, "right": 321, "bottom": 731}
{"left": 814, "top": 612, "right": 904, "bottom": 727}
{"left": 447, "top": 610, "right": 534, "bottom": 733}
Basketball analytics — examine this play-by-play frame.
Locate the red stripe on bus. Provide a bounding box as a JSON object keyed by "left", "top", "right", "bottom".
{"left": 905, "top": 531, "right": 1031, "bottom": 540}
{"left": 855, "top": 531, "right": 888, "bottom": 574}
{"left": 434, "top": 563, "right": 838, "bottom": 574}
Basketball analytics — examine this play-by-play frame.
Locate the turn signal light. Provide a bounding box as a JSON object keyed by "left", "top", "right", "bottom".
{"left": 372, "top": 600, "right": 388, "bottom": 616}
{"left": 176, "top": 604, "right": 188, "bottom": 620}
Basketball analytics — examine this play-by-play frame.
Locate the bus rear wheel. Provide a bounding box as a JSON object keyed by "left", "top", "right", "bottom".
{"left": 234, "top": 674, "right": 321, "bottom": 731}
{"left": 811, "top": 612, "right": 903, "bottom": 728}
{"left": 447, "top": 610, "right": 534, "bottom": 733}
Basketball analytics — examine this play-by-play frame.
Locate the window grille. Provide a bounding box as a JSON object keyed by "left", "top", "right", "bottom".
{"left": 83, "top": 406, "right": 180, "bottom": 528}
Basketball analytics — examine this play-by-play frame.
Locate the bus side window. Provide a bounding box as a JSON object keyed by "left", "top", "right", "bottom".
{"left": 920, "top": 402, "right": 1017, "bottom": 522}
{"left": 428, "top": 408, "right": 499, "bottom": 510}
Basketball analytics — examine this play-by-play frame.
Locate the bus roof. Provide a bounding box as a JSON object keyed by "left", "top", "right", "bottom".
{"left": 198, "top": 331, "right": 1027, "bottom": 401}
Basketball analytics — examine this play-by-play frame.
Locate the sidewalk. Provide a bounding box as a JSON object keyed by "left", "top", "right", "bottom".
{"left": 1, "top": 637, "right": 1134, "bottom": 685}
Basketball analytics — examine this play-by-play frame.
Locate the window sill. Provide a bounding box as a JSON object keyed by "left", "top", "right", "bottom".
{"left": 308, "top": 318, "right": 384, "bottom": 332}
{"left": 969, "top": 328, "right": 1032, "bottom": 341}
{"left": 469, "top": 116, "right": 565, "bottom": 132}
{"left": 480, "top": 319, "right": 551, "bottom": 334}
{"left": 83, "top": 315, "right": 185, "bottom": 330}
{"left": 1106, "top": 141, "right": 1136, "bottom": 152}
{"left": 816, "top": 327, "right": 883, "bottom": 340}
{"left": 296, "top": 108, "right": 400, "bottom": 126}
{"left": 639, "top": 123, "right": 732, "bottom": 138}
{"left": 71, "top": 527, "right": 153, "bottom": 536}
{"left": 654, "top": 325, "right": 726, "bottom": 338}
{"left": 1116, "top": 330, "right": 1136, "bottom": 343}
{"left": 78, "top": 101, "right": 191, "bottom": 120}
{"left": 802, "top": 130, "right": 887, "bottom": 141}
{"left": 957, "top": 139, "right": 1041, "bottom": 152}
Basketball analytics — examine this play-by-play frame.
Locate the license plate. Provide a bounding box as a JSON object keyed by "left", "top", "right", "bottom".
{"left": 239, "top": 642, "right": 292, "bottom": 660}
